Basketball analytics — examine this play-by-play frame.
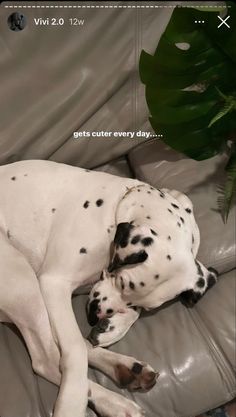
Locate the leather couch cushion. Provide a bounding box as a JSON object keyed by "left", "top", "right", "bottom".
{"left": 0, "top": 3, "right": 172, "bottom": 169}
{"left": 1, "top": 270, "right": 235, "bottom": 417}
{"left": 128, "top": 140, "right": 236, "bottom": 274}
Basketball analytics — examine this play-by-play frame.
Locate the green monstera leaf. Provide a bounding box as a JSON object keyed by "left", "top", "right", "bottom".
{"left": 139, "top": 2, "right": 236, "bottom": 160}
{"left": 139, "top": 2, "right": 236, "bottom": 219}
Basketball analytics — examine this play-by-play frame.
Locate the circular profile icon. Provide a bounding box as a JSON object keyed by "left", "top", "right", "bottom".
{"left": 8, "top": 12, "right": 26, "bottom": 31}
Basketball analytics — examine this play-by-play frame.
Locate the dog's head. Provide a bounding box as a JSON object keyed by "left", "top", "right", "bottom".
{"left": 87, "top": 220, "right": 218, "bottom": 346}
{"left": 87, "top": 221, "right": 160, "bottom": 326}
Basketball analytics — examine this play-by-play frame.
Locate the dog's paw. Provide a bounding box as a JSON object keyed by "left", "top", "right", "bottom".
{"left": 87, "top": 308, "right": 140, "bottom": 347}
{"left": 87, "top": 317, "right": 116, "bottom": 346}
{"left": 115, "top": 361, "right": 159, "bottom": 392}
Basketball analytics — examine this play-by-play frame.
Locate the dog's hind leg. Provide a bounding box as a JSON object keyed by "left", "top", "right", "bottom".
{"left": 0, "top": 233, "right": 61, "bottom": 385}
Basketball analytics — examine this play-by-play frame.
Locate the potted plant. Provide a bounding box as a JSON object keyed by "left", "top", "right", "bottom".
{"left": 139, "top": 2, "right": 236, "bottom": 221}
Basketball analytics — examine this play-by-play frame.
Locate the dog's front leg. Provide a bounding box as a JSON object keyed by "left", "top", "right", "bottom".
{"left": 39, "top": 275, "right": 88, "bottom": 417}
{"left": 86, "top": 340, "right": 158, "bottom": 391}
{"left": 88, "top": 381, "right": 145, "bottom": 417}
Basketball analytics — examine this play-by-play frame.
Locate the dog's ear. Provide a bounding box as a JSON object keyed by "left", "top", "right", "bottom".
{"left": 108, "top": 222, "right": 148, "bottom": 272}
{"left": 113, "top": 222, "right": 134, "bottom": 248}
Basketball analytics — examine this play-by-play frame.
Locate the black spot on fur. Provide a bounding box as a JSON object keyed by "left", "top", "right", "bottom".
{"left": 180, "top": 217, "right": 185, "bottom": 223}
{"left": 185, "top": 208, "right": 192, "bottom": 214}
{"left": 207, "top": 274, "right": 216, "bottom": 289}
{"left": 93, "top": 291, "right": 100, "bottom": 298}
{"left": 155, "top": 274, "right": 160, "bottom": 279}
{"left": 123, "top": 250, "right": 148, "bottom": 265}
{"left": 150, "top": 187, "right": 155, "bottom": 190}
{"left": 127, "top": 302, "right": 132, "bottom": 306}
{"left": 11, "top": 176, "right": 16, "bottom": 181}
{"left": 120, "top": 276, "right": 125, "bottom": 290}
{"left": 88, "top": 399, "right": 97, "bottom": 413}
{"left": 197, "top": 278, "right": 205, "bottom": 288}
{"left": 129, "top": 281, "right": 135, "bottom": 290}
{"left": 137, "top": 189, "right": 141, "bottom": 192}
{"left": 114, "top": 222, "right": 134, "bottom": 248}
{"left": 132, "top": 362, "right": 143, "bottom": 374}
{"left": 80, "top": 247, "right": 87, "bottom": 254}
{"left": 7, "top": 230, "right": 11, "bottom": 239}
{"left": 168, "top": 208, "right": 173, "bottom": 214}
{"left": 147, "top": 191, "right": 151, "bottom": 194}
{"left": 180, "top": 290, "right": 202, "bottom": 307}
{"left": 208, "top": 267, "right": 219, "bottom": 277}
{"left": 158, "top": 189, "right": 165, "bottom": 198}
{"left": 131, "top": 234, "right": 141, "bottom": 245}
{"left": 168, "top": 235, "right": 171, "bottom": 240}
{"left": 167, "top": 255, "right": 172, "bottom": 260}
{"left": 87, "top": 299, "right": 100, "bottom": 326}
{"left": 96, "top": 199, "right": 103, "bottom": 207}
{"left": 107, "top": 228, "right": 110, "bottom": 233}
{"left": 150, "top": 229, "right": 157, "bottom": 236}
{"left": 140, "top": 204, "right": 144, "bottom": 208}
{"left": 51, "top": 208, "right": 56, "bottom": 213}
{"left": 177, "top": 222, "right": 181, "bottom": 227}
{"left": 83, "top": 200, "right": 89, "bottom": 208}
{"left": 192, "top": 234, "right": 195, "bottom": 244}
{"left": 102, "top": 297, "right": 107, "bottom": 301}
{"left": 106, "top": 308, "right": 114, "bottom": 314}
{"left": 146, "top": 215, "right": 151, "bottom": 219}
{"left": 171, "top": 203, "right": 179, "bottom": 209}
{"left": 110, "top": 250, "right": 148, "bottom": 272}
{"left": 141, "top": 237, "right": 154, "bottom": 246}
{"left": 140, "top": 282, "right": 145, "bottom": 287}
{"left": 195, "top": 260, "right": 203, "bottom": 276}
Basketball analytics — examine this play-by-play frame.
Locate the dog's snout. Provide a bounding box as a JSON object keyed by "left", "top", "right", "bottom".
{"left": 87, "top": 299, "right": 100, "bottom": 326}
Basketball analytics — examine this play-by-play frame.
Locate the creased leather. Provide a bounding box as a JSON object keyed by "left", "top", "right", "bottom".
{"left": 0, "top": 2, "right": 172, "bottom": 168}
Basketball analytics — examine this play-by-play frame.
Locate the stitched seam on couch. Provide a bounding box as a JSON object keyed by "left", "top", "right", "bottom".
{"left": 188, "top": 308, "right": 236, "bottom": 393}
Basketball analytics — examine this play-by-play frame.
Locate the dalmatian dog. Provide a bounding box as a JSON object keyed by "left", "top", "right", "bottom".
{"left": 0, "top": 160, "right": 218, "bottom": 417}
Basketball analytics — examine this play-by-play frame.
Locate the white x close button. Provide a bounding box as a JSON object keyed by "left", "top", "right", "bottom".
{"left": 217, "top": 15, "right": 230, "bottom": 29}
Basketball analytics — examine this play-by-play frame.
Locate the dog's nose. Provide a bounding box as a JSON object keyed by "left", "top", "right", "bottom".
{"left": 87, "top": 299, "right": 100, "bottom": 326}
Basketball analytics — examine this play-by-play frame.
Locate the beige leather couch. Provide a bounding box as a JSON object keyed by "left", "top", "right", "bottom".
{"left": 0, "top": 2, "right": 235, "bottom": 417}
